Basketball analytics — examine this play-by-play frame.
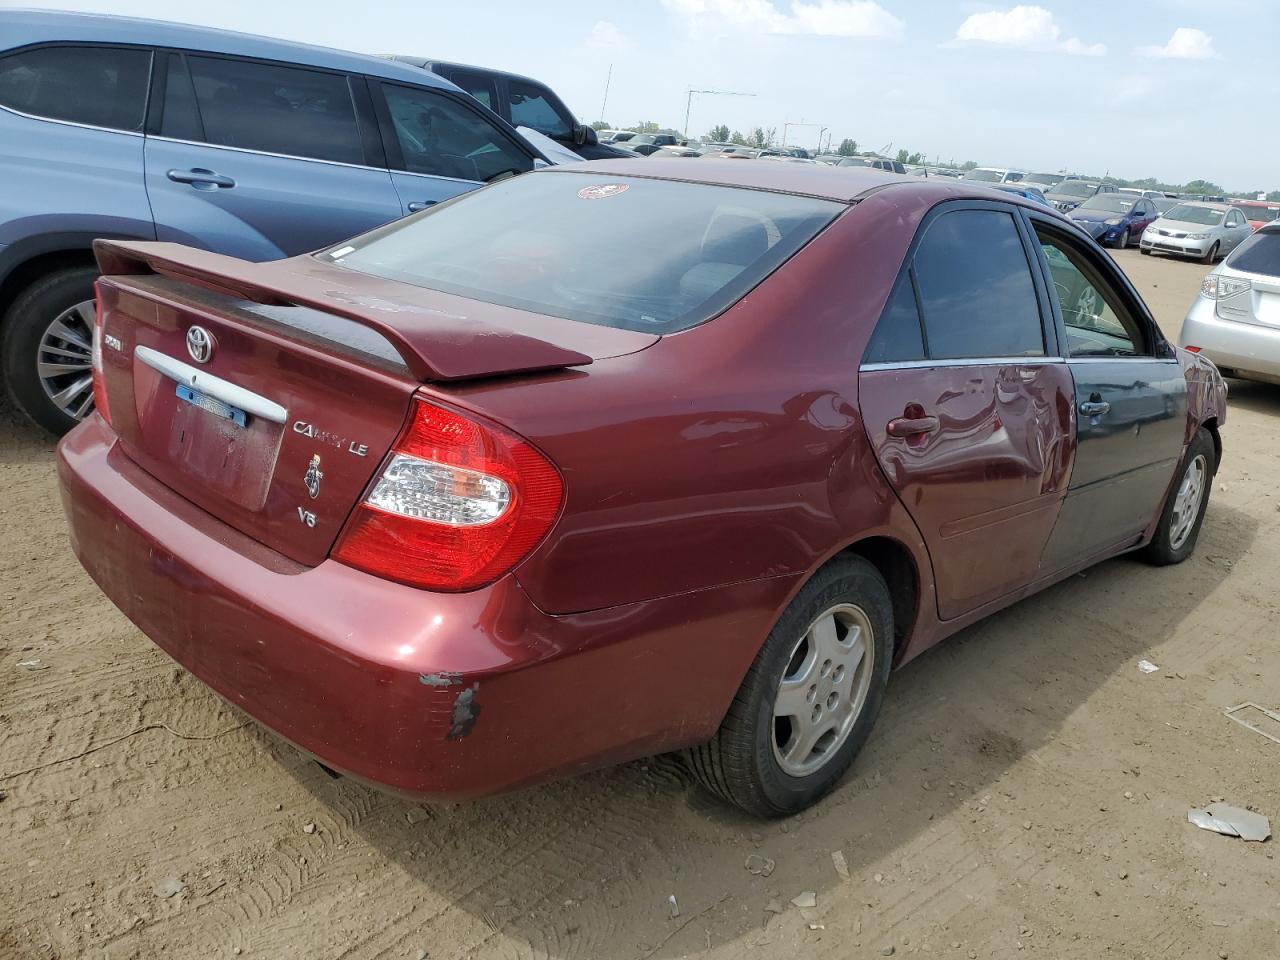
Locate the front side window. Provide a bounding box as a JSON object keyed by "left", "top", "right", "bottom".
{"left": 0, "top": 45, "right": 151, "bottom": 131}
{"left": 325, "top": 172, "right": 840, "bottom": 334}
{"left": 186, "top": 56, "right": 363, "bottom": 164}
{"left": 508, "top": 79, "right": 571, "bottom": 139}
{"left": 1037, "top": 229, "right": 1145, "bottom": 357}
{"left": 912, "top": 209, "right": 1044, "bottom": 360}
{"left": 382, "top": 83, "right": 533, "bottom": 182}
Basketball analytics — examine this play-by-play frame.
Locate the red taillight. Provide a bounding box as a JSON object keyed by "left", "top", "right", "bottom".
{"left": 332, "top": 397, "right": 563, "bottom": 591}
{"left": 90, "top": 280, "right": 112, "bottom": 426}
{"left": 1184, "top": 345, "right": 1202, "bottom": 353}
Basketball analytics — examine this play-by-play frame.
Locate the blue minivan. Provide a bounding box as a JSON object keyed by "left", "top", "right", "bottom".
{"left": 0, "top": 9, "right": 549, "bottom": 433}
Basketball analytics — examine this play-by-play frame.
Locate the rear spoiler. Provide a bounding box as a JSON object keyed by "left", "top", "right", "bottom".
{"left": 93, "top": 240, "right": 593, "bottom": 383}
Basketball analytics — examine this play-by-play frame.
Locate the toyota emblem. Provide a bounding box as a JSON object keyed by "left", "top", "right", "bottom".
{"left": 186, "top": 326, "right": 214, "bottom": 364}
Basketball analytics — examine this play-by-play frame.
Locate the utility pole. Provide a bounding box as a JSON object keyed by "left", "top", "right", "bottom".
{"left": 599, "top": 64, "right": 612, "bottom": 123}
{"left": 684, "top": 88, "right": 755, "bottom": 138}
{"left": 782, "top": 121, "right": 824, "bottom": 152}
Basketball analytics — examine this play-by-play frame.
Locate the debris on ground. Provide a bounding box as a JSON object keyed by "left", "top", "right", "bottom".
{"left": 152, "top": 877, "right": 186, "bottom": 899}
{"left": 831, "top": 850, "right": 850, "bottom": 881}
{"left": 16, "top": 659, "right": 48, "bottom": 671}
{"left": 1223, "top": 702, "right": 1280, "bottom": 745}
{"left": 790, "top": 891, "right": 817, "bottom": 909}
{"left": 1137, "top": 659, "right": 1160, "bottom": 674}
{"left": 667, "top": 894, "right": 679, "bottom": 918}
{"left": 1188, "top": 803, "right": 1271, "bottom": 842}
{"left": 303, "top": 822, "right": 316, "bottom": 835}
{"left": 745, "top": 853, "right": 775, "bottom": 877}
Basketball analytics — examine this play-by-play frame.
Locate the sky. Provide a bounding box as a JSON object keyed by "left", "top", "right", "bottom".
{"left": 7, "top": 0, "right": 1278, "bottom": 191}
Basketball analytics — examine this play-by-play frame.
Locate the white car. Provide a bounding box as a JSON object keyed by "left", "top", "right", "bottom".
{"left": 1140, "top": 202, "right": 1253, "bottom": 263}
{"left": 961, "top": 166, "right": 1027, "bottom": 185}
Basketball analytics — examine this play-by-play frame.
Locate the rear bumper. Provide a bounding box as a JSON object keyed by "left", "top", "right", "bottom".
{"left": 58, "top": 417, "right": 798, "bottom": 798}
{"left": 1180, "top": 296, "right": 1280, "bottom": 380}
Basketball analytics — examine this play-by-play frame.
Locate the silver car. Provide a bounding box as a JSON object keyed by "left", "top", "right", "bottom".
{"left": 1140, "top": 202, "right": 1253, "bottom": 263}
{"left": 1179, "top": 224, "right": 1280, "bottom": 384}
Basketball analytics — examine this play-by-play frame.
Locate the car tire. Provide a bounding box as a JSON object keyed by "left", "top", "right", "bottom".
{"left": 1200, "top": 242, "right": 1219, "bottom": 265}
{"left": 1140, "top": 247, "right": 1151, "bottom": 256}
{"left": 1141, "top": 428, "right": 1215, "bottom": 566}
{"left": 2, "top": 266, "right": 99, "bottom": 435}
{"left": 686, "top": 556, "right": 893, "bottom": 817}
{"left": 1115, "top": 229, "right": 1129, "bottom": 250}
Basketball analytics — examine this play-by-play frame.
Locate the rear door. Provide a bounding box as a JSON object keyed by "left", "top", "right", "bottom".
{"left": 1224, "top": 209, "right": 1251, "bottom": 251}
{"left": 143, "top": 52, "right": 403, "bottom": 260}
{"left": 369, "top": 80, "right": 537, "bottom": 216}
{"left": 859, "top": 202, "right": 1075, "bottom": 620}
{"left": 1027, "top": 216, "right": 1187, "bottom": 571}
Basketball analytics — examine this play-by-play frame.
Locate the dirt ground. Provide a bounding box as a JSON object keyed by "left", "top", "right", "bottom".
{"left": 3, "top": 249, "right": 1280, "bottom": 960}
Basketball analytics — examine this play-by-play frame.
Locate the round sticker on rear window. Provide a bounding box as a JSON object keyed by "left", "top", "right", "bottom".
{"left": 577, "top": 183, "right": 629, "bottom": 200}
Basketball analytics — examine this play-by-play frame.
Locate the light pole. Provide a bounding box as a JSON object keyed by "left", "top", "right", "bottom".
{"left": 684, "top": 88, "right": 756, "bottom": 138}
{"left": 782, "top": 121, "right": 824, "bottom": 152}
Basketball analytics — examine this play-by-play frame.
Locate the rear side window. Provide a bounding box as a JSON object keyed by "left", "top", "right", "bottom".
{"left": 864, "top": 272, "right": 925, "bottom": 364}
{"left": 381, "top": 83, "right": 533, "bottom": 182}
{"left": 508, "top": 79, "right": 571, "bottom": 138}
{"left": 325, "top": 172, "right": 841, "bottom": 334}
{"left": 913, "top": 210, "right": 1044, "bottom": 359}
{"left": 158, "top": 54, "right": 202, "bottom": 142}
{"left": 0, "top": 45, "right": 151, "bottom": 131}
{"left": 1227, "top": 230, "right": 1280, "bottom": 277}
{"left": 186, "top": 56, "right": 364, "bottom": 165}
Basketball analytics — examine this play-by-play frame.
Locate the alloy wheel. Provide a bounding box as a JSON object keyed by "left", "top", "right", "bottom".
{"left": 37, "top": 299, "right": 96, "bottom": 421}
{"left": 1170, "top": 454, "right": 1207, "bottom": 550}
{"left": 772, "top": 603, "right": 875, "bottom": 777}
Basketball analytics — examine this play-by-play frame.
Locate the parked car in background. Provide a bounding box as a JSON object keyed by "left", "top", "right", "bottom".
{"left": 0, "top": 9, "right": 547, "bottom": 434}
{"left": 1231, "top": 199, "right": 1280, "bottom": 231}
{"left": 623, "top": 135, "right": 668, "bottom": 156}
{"left": 1141, "top": 203, "right": 1253, "bottom": 263}
{"left": 63, "top": 159, "right": 1225, "bottom": 817}
{"left": 654, "top": 146, "right": 703, "bottom": 158}
{"left": 837, "top": 156, "right": 907, "bottom": 173}
{"left": 1045, "top": 180, "right": 1118, "bottom": 213}
{"left": 1152, "top": 197, "right": 1181, "bottom": 216}
{"left": 1180, "top": 223, "right": 1280, "bottom": 384}
{"left": 1067, "top": 194, "right": 1160, "bottom": 248}
{"left": 1119, "top": 188, "right": 1175, "bottom": 200}
{"left": 962, "top": 167, "right": 1026, "bottom": 184}
{"left": 390, "top": 58, "right": 631, "bottom": 161}
{"left": 1025, "top": 172, "right": 1067, "bottom": 191}
{"left": 995, "top": 184, "right": 1051, "bottom": 207}
{"left": 608, "top": 131, "right": 638, "bottom": 144}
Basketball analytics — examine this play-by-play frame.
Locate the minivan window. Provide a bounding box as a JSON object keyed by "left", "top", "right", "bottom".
{"left": 912, "top": 209, "right": 1044, "bottom": 359}
{"left": 326, "top": 172, "right": 841, "bottom": 334}
{"left": 1227, "top": 229, "right": 1280, "bottom": 277}
{"left": 508, "top": 79, "right": 572, "bottom": 138}
{"left": 186, "top": 56, "right": 364, "bottom": 165}
{"left": 0, "top": 45, "right": 151, "bottom": 131}
{"left": 158, "top": 54, "right": 202, "bottom": 142}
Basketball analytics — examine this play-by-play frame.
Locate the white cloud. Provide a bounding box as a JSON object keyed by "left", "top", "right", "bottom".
{"left": 953, "top": 5, "right": 1105, "bottom": 57}
{"left": 663, "top": 0, "right": 904, "bottom": 39}
{"left": 586, "top": 20, "right": 631, "bottom": 51}
{"left": 1137, "top": 27, "right": 1218, "bottom": 60}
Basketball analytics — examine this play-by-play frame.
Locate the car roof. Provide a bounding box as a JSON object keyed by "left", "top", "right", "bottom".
{"left": 3, "top": 9, "right": 456, "bottom": 89}
{"left": 392, "top": 56, "right": 546, "bottom": 89}
{"left": 541, "top": 158, "right": 1067, "bottom": 210}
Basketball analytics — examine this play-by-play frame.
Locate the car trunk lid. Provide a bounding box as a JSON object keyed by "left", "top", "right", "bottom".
{"left": 92, "top": 240, "right": 657, "bottom": 566}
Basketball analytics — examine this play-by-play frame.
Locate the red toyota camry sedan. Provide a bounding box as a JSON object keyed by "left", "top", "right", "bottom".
{"left": 59, "top": 161, "right": 1227, "bottom": 816}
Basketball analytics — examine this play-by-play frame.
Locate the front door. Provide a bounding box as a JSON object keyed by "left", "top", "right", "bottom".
{"left": 144, "top": 52, "right": 403, "bottom": 261}
{"left": 1031, "top": 221, "right": 1187, "bottom": 571}
{"left": 859, "top": 204, "right": 1075, "bottom": 620}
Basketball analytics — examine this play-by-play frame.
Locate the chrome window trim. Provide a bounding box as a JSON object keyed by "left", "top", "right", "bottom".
{"left": 135, "top": 345, "right": 287, "bottom": 423}
{"left": 1065, "top": 356, "right": 1180, "bottom": 364}
{"left": 0, "top": 102, "right": 144, "bottom": 137}
{"left": 860, "top": 356, "right": 1063, "bottom": 372}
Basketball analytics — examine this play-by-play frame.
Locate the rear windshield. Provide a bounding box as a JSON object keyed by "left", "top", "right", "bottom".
{"left": 964, "top": 169, "right": 1003, "bottom": 182}
{"left": 1054, "top": 181, "right": 1099, "bottom": 198}
{"left": 1227, "top": 230, "right": 1280, "bottom": 277}
{"left": 1165, "top": 204, "right": 1223, "bottom": 225}
{"left": 1078, "top": 195, "right": 1134, "bottom": 214}
{"left": 1236, "top": 205, "right": 1280, "bottom": 223}
{"left": 325, "top": 172, "right": 841, "bottom": 333}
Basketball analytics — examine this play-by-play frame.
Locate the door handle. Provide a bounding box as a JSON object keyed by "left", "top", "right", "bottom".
{"left": 167, "top": 168, "right": 236, "bottom": 189}
{"left": 1079, "top": 400, "right": 1111, "bottom": 416}
{"left": 407, "top": 200, "right": 438, "bottom": 212}
{"left": 887, "top": 415, "right": 940, "bottom": 438}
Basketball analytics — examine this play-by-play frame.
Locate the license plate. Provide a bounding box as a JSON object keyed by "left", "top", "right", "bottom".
{"left": 175, "top": 383, "right": 248, "bottom": 427}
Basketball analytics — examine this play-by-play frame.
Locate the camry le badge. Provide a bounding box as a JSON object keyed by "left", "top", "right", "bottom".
{"left": 186, "top": 325, "right": 214, "bottom": 364}
{"left": 304, "top": 454, "right": 323, "bottom": 500}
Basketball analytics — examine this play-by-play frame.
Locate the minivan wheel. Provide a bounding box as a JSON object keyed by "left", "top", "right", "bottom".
{"left": 685, "top": 556, "right": 893, "bottom": 817}
{"left": 1, "top": 266, "right": 99, "bottom": 435}
{"left": 1142, "top": 428, "right": 1214, "bottom": 566}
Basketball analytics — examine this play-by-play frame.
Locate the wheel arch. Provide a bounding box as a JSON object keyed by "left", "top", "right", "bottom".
{"left": 838, "top": 534, "right": 922, "bottom": 663}
{"left": 1201, "top": 416, "right": 1222, "bottom": 473}
{"left": 0, "top": 231, "right": 150, "bottom": 329}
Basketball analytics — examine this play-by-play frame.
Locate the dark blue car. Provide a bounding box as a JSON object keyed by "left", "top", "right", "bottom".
{"left": 1066, "top": 195, "right": 1161, "bottom": 250}
{"left": 0, "top": 9, "right": 548, "bottom": 433}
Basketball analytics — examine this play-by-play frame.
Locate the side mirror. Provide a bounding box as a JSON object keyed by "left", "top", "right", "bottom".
{"left": 575, "top": 125, "right": 598, "bottom": 147}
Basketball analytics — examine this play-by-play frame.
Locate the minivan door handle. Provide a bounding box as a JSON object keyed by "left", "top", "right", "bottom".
{"left": 167, "top": 168, "right": 236, "bottom": 190}
{"left": 886, "top": 415, "right": 940, "bottom": 438}
{"left": 407, "top": 200, "right": 438, "bottom": 212}
{"left": 1079, "top": 399, "right": 1111, "bottom": 416}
